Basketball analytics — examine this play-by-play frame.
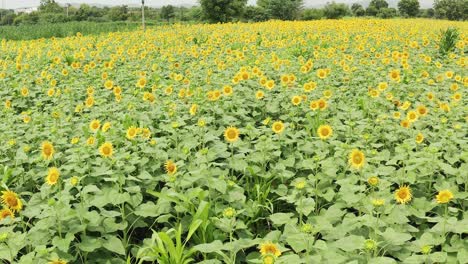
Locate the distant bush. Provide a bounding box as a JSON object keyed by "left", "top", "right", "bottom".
{"left": 377, "top": 7, "right": 397, "bottom": 18}
{"left": 243, "top": 6, "right": 269, "bottom": 22}
{"left": 301, "top": 8, "right": 324, "bottom": 20}
{"left": 324, "top": 2, "right": 350, "bottom": 19}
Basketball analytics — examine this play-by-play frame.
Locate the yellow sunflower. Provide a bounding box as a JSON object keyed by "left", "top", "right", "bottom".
{"left": 99, "top": 142, "right": 113, "bottom": 158}
{"left": 0, "top": 207, "right": 14, "bottom": 220}
{"left": 272, "top": 121, "right": 285, "bottom": 134}
{"left": 224, "top": 127, "right": 240, "bottom": 143}
{"left": 1, "top": 190, "right": 23, "bottom": 212}
{"left": 46, "top": 167, "right": 60, "bottom": 186}
{"left": 291, "top": 95, "right": 302, "bottom": 106}
{"left": 317, "top": 125, "right": 333, "bottom": 140}
{"left": 348, "top": 149, "right": 365, "bottom": 169}
{"left": 416, "top": 133, "right": 424, "bottom": 144}
{"left": 89, "top": 119, "right": 101, "bottom": 132}
{"left": 41, "top": 141, "right": 55, "bottom": 160}
{"left": 394, "top": 185, "right": 412, "bottom": 204}
{"left": 164, "top": 160, "right": 177, "bottom": 175}
{"left": 259, "top": 241, "right": 281, "bottom": 257}
{"left": 48, "top": 259, "right": 67, "bottom": 264}
{"left": 436, "top": 190, "right": 454, "bottom": 204}
{"left": 126, "top": 126, "right": 138, "bottom": 140}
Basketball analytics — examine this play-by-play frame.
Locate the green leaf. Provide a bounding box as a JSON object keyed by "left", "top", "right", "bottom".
{"left": 270, "top": 213, "right": 296, "bottom": 226}
{"left": 103, "top": 236, "right": 125, "bottom": 255}
{"left": 79, "top": 236, "right": 102, "bottom": 252}
{"left": 333, "top": 235, "right": 365, "bottom": 252}
{"left": 193, "top": 240, "right": 224, "bottom": 253}
{"left": 382, "top": 228, "right": 412, "bottom": 246}
{"left": 134, "top": 202, "right": 160, "bottom": 217}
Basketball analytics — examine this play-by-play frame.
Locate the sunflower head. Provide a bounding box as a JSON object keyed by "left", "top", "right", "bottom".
{"left": 224, "top": 127, "right": 240, "bottom": 143}
{"left": 317, "top": 125, "right": 333, "bottom": 140}
{"left": 435, "top": 189, "right": 454, "bottom": 204}
{"left": 348, "top": 149, "right": 365, "bottom": 169}
{"left": 395, "top": 185, "right": 412, "bottom": 204}
{"left": 272, "top": 121, "right": 284, "bottom": 134}
{"left": 89, "top": 119, "right": 101, "bottom": 132}
{"left": 164, "top": 160, "right": 177, "bottom": 175}
{"left": 46, "top": 167, "right": 60, "bottom": 186}
{"left": 416, "top": 133, "right": 424, "bottom": 144}
{"left": 41, "top": 141, "right": 55, "bottom": 160}
{"left": 0, "top": 208, "right": 14, "bottom": 220}
{"left": 1, "top": 191, "right": 22, "bottom": 212}
{"left": 126, "top": 126, "right": 138, "bottom": 140}
{"left": 259, "top": 241, "right": 281, "bottom": 257}
{"left": 99, "top": 142, "right": 113, "bottom": 158}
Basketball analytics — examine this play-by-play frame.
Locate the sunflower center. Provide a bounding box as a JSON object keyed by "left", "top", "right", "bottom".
{"left": 6, "top": 197, "right": 17, "bottom": 207}
{"left": 321, "top": 129, "right": 329, "bottom": 136}
{"left": 398, "top": 191, "right": 407, "bottom": 199}
{"left": 227, "top": 130, "right": 237, "bottom": 138}
{"left": 353, "top": 155, "right": 362, "bottom": 164}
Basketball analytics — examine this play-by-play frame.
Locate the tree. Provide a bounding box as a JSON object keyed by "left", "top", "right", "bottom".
{"left": 108, "top": 5, "right": 128, "bottom": 21}
{"left": 434, "top": 0, "right": 467, "bottom": 20}
{"left": 369, "top": 0, "right": 389, "bottom": 10}
{"left": 351, "top": 3, "right": 366, "bottom": 16}
{"left": 258, "top": 0, "right": 303, "bottom": 20}
{"left": 323, "top": 2, "right": 350, "bottom": 19}
{"left": 199, "top": 0, "right": 247, "bottom": 23}
{"left": 377, "top": 7, "right": 397, "bottom": 18}
{"left": 398, "top": 0, "right": 420, "bottom": 17}
{"left": 39, "top": 0, "right": 63, "bottom": 13}
{"left": 160, "top": 5, "right": 176, "bottom": 21}
{"left": 243, "top": 6, "right": 269, "bottom": 21}
{"left": 301, "top": 8, "right": 324, "bottom": 20}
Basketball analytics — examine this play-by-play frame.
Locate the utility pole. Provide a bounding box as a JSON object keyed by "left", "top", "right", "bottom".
{"left": 141, "top": 0, "right": 145, "bottom": 31}
{"left": 66, "top": 3, "right": 71, "bottom": 18}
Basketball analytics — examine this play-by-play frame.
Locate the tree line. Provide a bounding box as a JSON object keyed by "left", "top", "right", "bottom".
{"left": 0, "top": 0, "right": 466, "bottom": 26}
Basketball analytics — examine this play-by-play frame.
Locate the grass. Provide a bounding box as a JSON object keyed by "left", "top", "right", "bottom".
{"left": 0, "top": 21, "right": 147, "bottom": 41}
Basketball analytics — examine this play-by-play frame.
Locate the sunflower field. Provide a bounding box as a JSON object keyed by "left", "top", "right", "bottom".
{"left": 0, "top": 19, "right": 467, "bottom": 264}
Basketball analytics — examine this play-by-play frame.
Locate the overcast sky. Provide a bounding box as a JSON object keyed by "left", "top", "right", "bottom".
{"left": 2, "top": 0, "right": 434, "bottom": 9}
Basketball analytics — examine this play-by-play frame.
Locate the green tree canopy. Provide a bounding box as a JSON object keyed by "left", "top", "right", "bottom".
{"left": 199, "top": 0, "right": 247, "bottom": 23}
{"left": 398, "top": 0, "right": 420, "bottom": 17}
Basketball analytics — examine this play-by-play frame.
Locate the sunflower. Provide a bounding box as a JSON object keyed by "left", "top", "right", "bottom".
{"left": 223, "top": 85, "right": 233, "bottom": 96}
{"left": 126, "top": 126, "right": 138, "bottom": 140}
{"left": 41, "top": 141, "right": 55, "bottom": 160}
{"left": 436, "top": 190, "right": 454, "bottom": 204}
{"left": 406, "top": 111, "right": 418, "bottom": 122}
{"left": 394, "top": 185, "right": 412, "bottom": 204}
{"left": 317, "top": 125, "right": 333, "bottom": 140}
{"left": 348, "top": 149, "right": 365, "bottom": 169}
{"left": 164, "top": 160, "right": 177, "bottom": 175}
{"left": 0, "top": 208, "right": 14, "bottom": 220}
{"left": 317, "top": 69, "right": 327, "bottom": 79}
{"left": 256, "top": 90, "right": 265, "bottom": 99}
{"left": 136, "top": 77, "right": 147, "bottom": 88}
{"left": 21, "top": 87, "right": 29, "bottom": 97}
{"left": 99, "top": 142, "right": 113, "bottom": 158}
{"left": 224, "top": 127, "right": 240, "bottom": 143}
{"left": 317, "top": 98, "right": 327, "bottom": 110}
{"left": 86, "top": 136, "right": 95, "bottom": 145}
{"left": 1, "top": 191, "right": 22, "bottom": 212}
{"left": 400, "top": 119, "right": 411, "bottom": 128}
{"left": 189, "top": 104, "right": 198, "bottom": 115}
{"left": 309, "top": 100, "right": 319, "bottom": 111}
{"left": 85, "top": 96, "right": 94, "bottom": 107}
{"left": 102, "top": 122, "right": 111, "bottom": 132}
{"left": 389, "top": 69, "right": 400, "bottom": 82}
{"left": 265, "top": 80, "right": 275, "bottom": 90}
{"left": 259, "top": 242, "right": 281, "bottom": 257}
{"left": 416, "top": 105, "right": 428, "bottom": 116}
{"left": 104, "top": 80, "right": 114, "bottom": 89}
{"left": 272, "top": 121, "right": 285, "bottom": 134}
{"left": 46, "top": 167, "right": 60, "bottom": 186}
{"left": 415, "top": 133, "right": 424, "bottom": 144}
{"left": 291, "top": 95, "right": 302, "bottom": 106}
{"left": 89, "top": 119, "right": 101, "bottom": 132}
{"left": 367, "top": 176, "right": 379, "bottom": 186}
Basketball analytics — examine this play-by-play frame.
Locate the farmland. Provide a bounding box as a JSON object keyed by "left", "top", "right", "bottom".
{"left": 0, "top": 19, "right": 467, "bottom": 263}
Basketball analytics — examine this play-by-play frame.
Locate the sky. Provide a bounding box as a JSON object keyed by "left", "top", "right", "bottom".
{"left": 2, "top": 0, "right": 435, "bottom": 9}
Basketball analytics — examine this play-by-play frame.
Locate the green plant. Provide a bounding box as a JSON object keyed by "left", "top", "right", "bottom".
{"left": 439, "top": 27, "right": 460, "bottom": 56}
